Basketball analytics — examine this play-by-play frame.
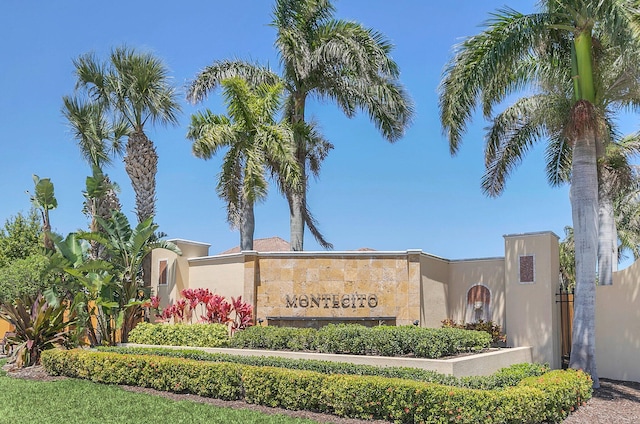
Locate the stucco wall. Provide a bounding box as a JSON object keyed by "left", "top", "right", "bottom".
{"left": 504, "top": 232, "right": 560, "bottom": 369}
{"left": 151, "top": 239, "right": 210, "bottom": 309}
{"left": 448, "top": 258, "right": 506, "bottom": 329}
{"left": 419, "top": 254, "right": 449, "bottom": 328}
{"left": 188, "top": 254, "right": 246, "bottom": 302}
{"left": 596, "top": 263, "right": 640, "bottom": 382}
{"left": 151, "top": 248, "right": 180, "bottom": 309}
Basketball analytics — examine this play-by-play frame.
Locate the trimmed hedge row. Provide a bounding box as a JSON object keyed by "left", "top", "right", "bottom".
{"left": 229, "top": 324, "right": 492, "bottom": 358}
{"left": 128, "top": 323, "right": 229, "bottom": 348}
{"left": 99, "top": 346, "right": 549, "bottom": 390}
{"left": 42, "top": 349, "right": 592, "bottom": 423}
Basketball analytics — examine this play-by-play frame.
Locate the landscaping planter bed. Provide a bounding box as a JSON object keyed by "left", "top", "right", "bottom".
{"left": 122, "top": 343, "right": 532, "bottom": 377}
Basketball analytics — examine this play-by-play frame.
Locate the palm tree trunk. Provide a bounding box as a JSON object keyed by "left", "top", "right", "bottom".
{"left": 239, "top": 197, "right": 255, "bottom": 251}
{"left": 568, "top": 103, "right": 600, "bottom": 388}
{"left": 598, "top": 190, "right": 615, "bottom": 285}
{"left": 124, "top": 130, "right": 158, "bottom": 223}
{"left": 125, "top": 130, "right": 157, "bottom": 287}
{"left": 289, "top": 93, "right": 307, "bottom": 251}
{"left": 289, "top": 177, "right": 306, "bottom": 251}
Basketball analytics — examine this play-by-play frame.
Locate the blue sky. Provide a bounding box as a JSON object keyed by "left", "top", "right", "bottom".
{"left": 1, "top": 1, "right": 636, "bottom": 262}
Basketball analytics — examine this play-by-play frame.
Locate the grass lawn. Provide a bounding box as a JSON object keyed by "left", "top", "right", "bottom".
{"left": 0, "top": 363, "right": 318, "bottom": 424}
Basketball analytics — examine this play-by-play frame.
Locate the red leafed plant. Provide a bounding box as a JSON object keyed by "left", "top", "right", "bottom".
{"left": 156, "top": 290, "right": 253, "bottom": 332}
{"left": 231, "top": 296, "right": 253, "bottom": 333}
{"left": 204, "top": 294, "right": 232, "bottom": 324}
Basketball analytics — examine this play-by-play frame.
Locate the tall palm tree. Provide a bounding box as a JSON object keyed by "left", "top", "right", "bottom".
{"left": 72, "top": 46, "right": 181, "bottom": 223}
{"left": 560, "top": 178, "right": 640, "bottom": 293}
{"left": 597, "top": 135, "right": 640, "bottom": 280}
{"left": 614, "top": 183, "right": 640, "bottom": 261}
{"left": 439, "top": 1, "right": 639, "bottom": 386}
{"left": 187, "top": 77, "right": 299, "bottom": 250}
{"left": 188, "top": 0, "right": 413, "bottom": 251}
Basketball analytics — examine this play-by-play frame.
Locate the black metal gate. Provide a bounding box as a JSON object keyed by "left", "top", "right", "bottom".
{"left": 556, "top": 287, "right": 574, "bottom": 369}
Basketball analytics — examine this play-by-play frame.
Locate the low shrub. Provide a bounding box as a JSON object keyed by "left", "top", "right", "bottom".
{"left": 230, "top": 324, "right": 492, "bottom": 358}
{"left": 42, "top": 349, "right": 591, "bottom": 423}
{"left": 519, "top": 369, "right": 593, "bottom": 422}
{"left": 42, "top": 349, "right": 243, "bottom": 400}
{"left": 128, "top": 322, "right": 229, "bottom": 348}
{"left": 229, "top": 325, "right": 317, "bottom": 350}
{"left": 442, "top": 318, "right": 507, "bottom": 345}
{"left": 99, "top": 346, "right": 549, "bottom": 390}
{"left": 242, "top": 366, "right": 327, "bottom": 411}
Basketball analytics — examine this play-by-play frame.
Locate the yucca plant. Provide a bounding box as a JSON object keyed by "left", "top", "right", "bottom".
{"left": 0, "top": 294, "right": 76, "bottom": 367}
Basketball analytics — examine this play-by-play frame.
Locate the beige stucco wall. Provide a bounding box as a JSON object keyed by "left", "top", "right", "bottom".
{"left": 419, "top": 253, "right": 449, "bottom": 328}
{"left": 188, "top": 254, "right": 246, "bottom": 302}
{"left": 596, "top": 262, "right": 640, "bottom": 382}
{"left": 151, "top": 239, "right": 210, "bottom": 309}
{"left": 504, "top": 232, "right": 560, "bottom": 369}
{"left": 447, "top": 258, "right": 506, "bottom": 329}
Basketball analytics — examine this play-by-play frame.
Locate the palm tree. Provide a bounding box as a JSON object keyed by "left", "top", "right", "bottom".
{"left": 187, "top": 77, "right": 299, "bottom": 250}
{"left": 188, "top": 0, "right": 413, "bottom": 250}
{"left": 72, "top": 46, "right": 181, "bottom": 223}
{"left": 62, "top": 96, "right": 127, "bottom": 258}
{"left": 597, "top": 135, "right": 640, "bottom": 281}
{"left": 439, "top": 1, "right": 639, "bottom": 386}
{"left": 559, "top": 227, "right": 576, "bottom": 290}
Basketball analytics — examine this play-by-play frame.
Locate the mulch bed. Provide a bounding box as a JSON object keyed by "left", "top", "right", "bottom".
{"left": 3, "top": 364, "right": 639, "bottom": 423}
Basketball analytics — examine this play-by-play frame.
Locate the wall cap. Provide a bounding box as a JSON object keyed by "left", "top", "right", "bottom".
{"left": 503, "top": 231, "right": 559, "bottom": 240}
{"left": 167, "top": 238, "right": 212, "bottom": 247}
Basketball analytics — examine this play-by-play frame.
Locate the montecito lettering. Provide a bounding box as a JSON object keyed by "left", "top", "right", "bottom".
{"left": 285, "top": 294, "right": 378, "bottom": 309}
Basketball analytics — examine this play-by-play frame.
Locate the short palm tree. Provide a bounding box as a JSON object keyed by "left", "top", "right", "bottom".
{"left": 187, "top": 77, "right": 299, "bottom": 250}
{"left": 72, "top": 46, "right": 181, "bottom": 223}
{"left": 62, "top": 96, "right": 126, "bottom": 257}
{"left": 188, "top": 0, "right": 413, "bottom": 250}
{"left": 439, "top": 0, "right": 639, "bottom": 386}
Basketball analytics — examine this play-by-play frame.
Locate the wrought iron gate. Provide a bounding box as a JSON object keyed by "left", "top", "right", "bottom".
{"left": 556, "top": 287, "right": 574, "bottom": 369}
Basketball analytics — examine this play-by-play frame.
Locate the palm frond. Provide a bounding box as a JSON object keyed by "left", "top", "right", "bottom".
{"left": 62, "top": 95, "right": 126, "bottom": 168}
{"left": 482, "top": 95, "right": 550, "bottom": 196}
{"left": 187, "top": 60, "right": 280, "bottom": 104}
{"left": 439, "top": 8, "right": 553, "bottom": 153}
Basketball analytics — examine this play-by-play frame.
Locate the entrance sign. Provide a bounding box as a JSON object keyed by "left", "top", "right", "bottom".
{"left": 285, "top": 293, "right": 378, "bottom": 309}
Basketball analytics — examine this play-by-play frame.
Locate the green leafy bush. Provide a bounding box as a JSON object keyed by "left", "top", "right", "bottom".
{"left": 42, "top": 349, "right": 243, "bottom": 400}
{"left": 128, "top": 322, "right": 229, "bottom": 348}
{"left": 42, "top": 349, "right": 591, "bottom": 423}
{"left": 229, "top": 325, "right": 315, "bottom": 351}
{"left": 519, "top": 369, "right": 593, "bottom": 422}
{"left": 243, "top": 366, "right": 327, "bottom": 411}
{"left": 230, "top": 324, "right": 492, "bottom": 358}
{"left": 442, "top": 318, "right": 507, "bottom": 344}
{"left": 100, "top": 346, "right": 549, "bottom": 390}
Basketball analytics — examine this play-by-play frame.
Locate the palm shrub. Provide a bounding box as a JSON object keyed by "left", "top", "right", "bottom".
{"left": 0, "top": 294, "right": 76, "bottom": 367}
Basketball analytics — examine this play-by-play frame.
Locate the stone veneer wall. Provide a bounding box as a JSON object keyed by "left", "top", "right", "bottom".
{"left": 246, "top": 253, "right": 421, "bottom": 326}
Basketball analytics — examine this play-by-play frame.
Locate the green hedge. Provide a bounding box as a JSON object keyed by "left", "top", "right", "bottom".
{"left": 230, "top": 324, "right": 492, "bottom": 358}
{"left": 42, "top": 349, "right": 591, "bottom": 423}
{"left": 128, "top": 323, "right": 229, "bottom": 348}
{"left": 98, "top": 346, "right": 548, "bottom": 390}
